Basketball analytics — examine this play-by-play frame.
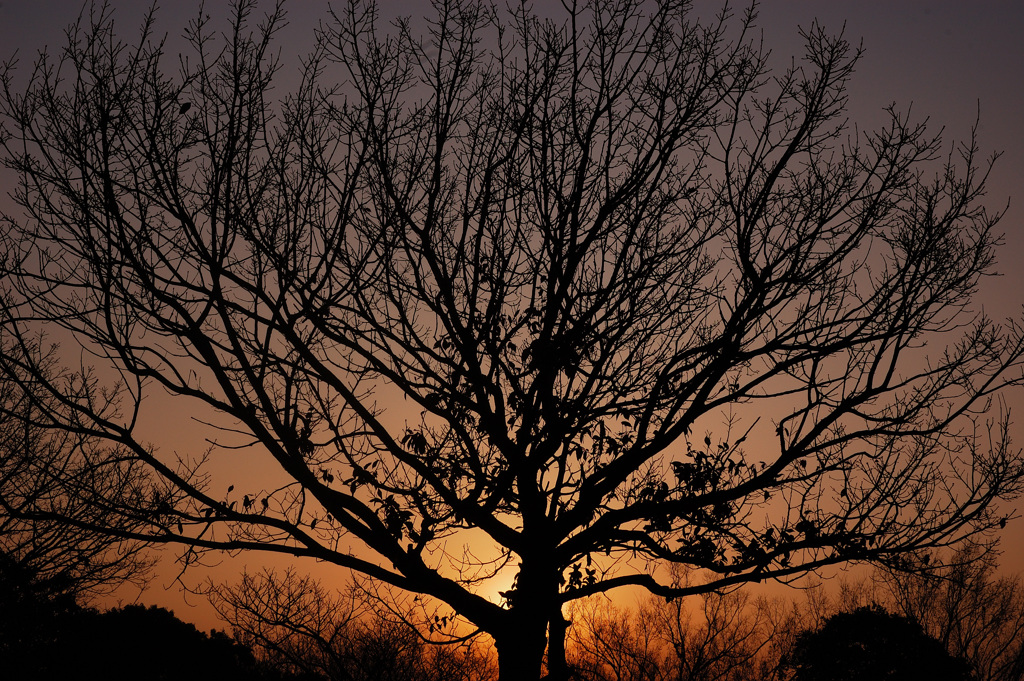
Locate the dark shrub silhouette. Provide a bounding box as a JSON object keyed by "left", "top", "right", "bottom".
{"left": 785, "top": 604, "right": 974, "bottom": 681}
{"left": 0, "top": 551, "right": 79, "bottom": 679}
{"left": 72, "top": 604, "right": 262, "bottom": 681}
{"left": 0, "top": 558, "right": 274, "bottom": 681}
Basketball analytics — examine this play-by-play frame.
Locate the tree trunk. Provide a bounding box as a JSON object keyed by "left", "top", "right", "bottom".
{"left": 546, "top": 611, "right": 571, "bottom": 681}
{"left": 496, "top": 623, "right": 548, "bottom": 681}
{"left": 494, "top": 561, "right": 565, "bottom": 681}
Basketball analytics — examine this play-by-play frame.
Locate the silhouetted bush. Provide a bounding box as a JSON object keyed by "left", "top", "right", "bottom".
{"left": 0, "top": 555, "right": 286, "bottom": 680}
{"left": 784, "top": 604, "right": 974, "bottom": 681}
{"left": 0, "top": 551, "right": 79, "bottom": 678}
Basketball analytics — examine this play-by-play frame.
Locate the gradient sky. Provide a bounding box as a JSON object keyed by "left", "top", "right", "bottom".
{"left": 2, "top": 0, "right": 1023, "bottom": 629}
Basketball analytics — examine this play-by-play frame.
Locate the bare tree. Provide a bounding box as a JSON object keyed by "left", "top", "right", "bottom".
{"left": 2, "top": 0, "right": 1023, "bottom": 677}
{"left": 0, "top": 337, "right": 152, "bottom": 603}
{"left": 883, "top": 551, "right": 1024, "bottom": 681}
{"left": 652, "top": 578, "right": 781, "bottom": 681}
{"left": 782, "top": 604, "right": 974, "bottom": 681}
{"left": 212, "top": 568, "right": 362, "bottom": 678}
{"left": 567, "top": 597, "right": 669, "bottom": 681}
{"left": 212, "top": 568, "right": 496, "bottom": 681}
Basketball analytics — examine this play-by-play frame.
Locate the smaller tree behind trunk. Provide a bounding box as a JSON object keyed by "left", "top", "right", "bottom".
{"left": 212, "top": 568, "right": 496, "bottom": 681}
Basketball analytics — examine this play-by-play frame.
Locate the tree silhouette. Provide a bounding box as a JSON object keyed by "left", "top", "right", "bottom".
{"left": 0, "top": 339, "right": 153, "bottom": 603}
{"left": 212, "top": 568, "right": 496, "bottom": 680}
{"left": 651, "top": 570, "right": 783, "bottom": 681}
{"left": 0, "top": 558, "right": 270, "bottom": 681}
{"left": 77, "top": 604, "right": 264, "bottom": 681}
{"left": 883, "top": 549, "right": 1024, "bottom": 681}
{"left": 0, "top": 551, "right": 79, "bottom": 678}
{"left": 2, "top": 1, "right": 1023, "bottom": 678}
{"left": 566, "top": 596, "right": 669, "bottom": 681}
{"left": 784, "top": 605, "right": 974, "bottom": 681}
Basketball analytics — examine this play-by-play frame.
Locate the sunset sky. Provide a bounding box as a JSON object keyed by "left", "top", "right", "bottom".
{"left": 2, "top": 0, "right": 1023, "bottom": 630}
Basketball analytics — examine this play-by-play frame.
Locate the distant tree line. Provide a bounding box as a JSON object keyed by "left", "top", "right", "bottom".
{"left": 207, "top": 551, "right": 1024, "bottom": 681}
{"left": 0, "top": 548, "right": 495, "bottom": 681}
{"left": 564, "top": 553, "right": 1024, "bottom": 681}
{"left": 0, "top": 551, "right": 264, "bottom": 680}
{"left": 2, "top": 539, "right": 1023, "bottom": 680}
